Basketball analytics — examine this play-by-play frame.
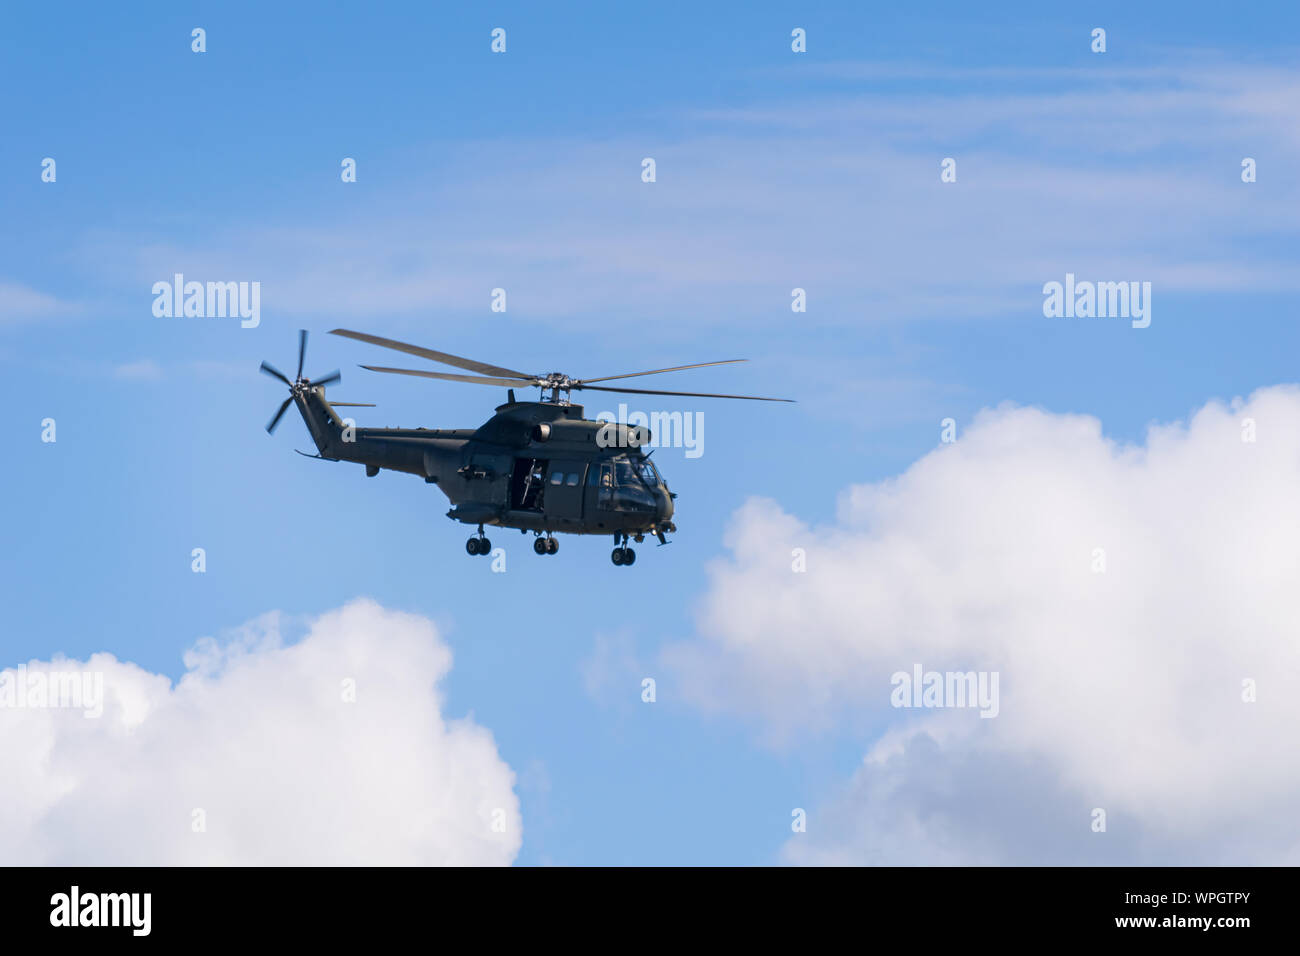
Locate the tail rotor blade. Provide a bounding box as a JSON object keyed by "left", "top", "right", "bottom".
{"left": 297, "top": 330, "right": 308, "bottom": 380}
{"left": 260, "top": 361, "right": 291, "bottom": 386}
{"left": 266, "top": 396, "right": 293, "bottom": 434}
{"left": 312, "top": 369, "right": 341, "bottom": 388}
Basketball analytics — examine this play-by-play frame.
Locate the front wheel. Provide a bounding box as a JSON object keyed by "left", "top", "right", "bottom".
{"left": 546, "top": 537, "right": 559, "bottom": 555}
{"left": 466, "top": 537, "right": 481, "bottom": 556}
{"left": 611, "top": 548, "right": 625, "bottom": 565}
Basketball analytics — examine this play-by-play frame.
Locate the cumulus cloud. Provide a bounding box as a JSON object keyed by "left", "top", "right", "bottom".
{"left": 670, "top": 386, "right": 1300, "bottom": 864}
{"left": 0, "top": 599, "right": 520, "bottom": 865}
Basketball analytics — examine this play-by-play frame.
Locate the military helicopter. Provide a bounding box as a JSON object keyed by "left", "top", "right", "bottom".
{"left": 260, "top": 329, "right": 792, "bottom": 566}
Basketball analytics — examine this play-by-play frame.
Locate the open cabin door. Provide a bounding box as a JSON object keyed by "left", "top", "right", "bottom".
{"left": 509, "top": 457, "right": 547, "bottom": 510}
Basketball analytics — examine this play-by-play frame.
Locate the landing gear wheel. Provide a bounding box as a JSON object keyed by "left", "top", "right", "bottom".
{"left": 623, "top": 547, "right": 636, "bottom": 565}
{"left": 546, "top": 537, "right": 559, "bottom": 555}
{"left": 466, "top": 537, "right": 482, "bottom": 556}
{"left": 479, "top": 537, "right": 491, "bottom": 554}
{"left": 534, "top": 537, "right": 549, "bottom": 555}
{"left": 611, "top": 548, "right": 625, "bottom": 566}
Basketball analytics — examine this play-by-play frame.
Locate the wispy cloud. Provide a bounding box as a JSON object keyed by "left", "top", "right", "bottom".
{"left": 111, "top": 358, "right": 163, "bottom": 382}
{"left": 0, "top": 280, "right": 80, "bottom": 324}
{"left": 50, "top": 59, "right": 1300, "bottom": 332}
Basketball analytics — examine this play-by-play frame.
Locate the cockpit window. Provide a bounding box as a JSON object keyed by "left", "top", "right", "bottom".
{"left": 599, "top": 458, "right": 657, "bottom": 512}
{"left": 614, "top": 460, "right": 639, "bottom": 489}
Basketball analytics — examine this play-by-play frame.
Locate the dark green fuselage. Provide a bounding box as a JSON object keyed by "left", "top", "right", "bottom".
{"left": 294, "top": 387, "right": 676, "bottom": 538}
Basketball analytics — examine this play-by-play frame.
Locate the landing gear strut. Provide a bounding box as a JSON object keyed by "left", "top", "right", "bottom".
{"left": 466, "top": 525, "right": 491, "bottom": 556}
{"left": 611, "top": 534, "right": 636, "bottom": 566}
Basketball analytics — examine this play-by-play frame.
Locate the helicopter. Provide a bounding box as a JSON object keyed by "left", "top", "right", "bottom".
{"left": 260, "top": 329, "right": 793, "bottom": 566}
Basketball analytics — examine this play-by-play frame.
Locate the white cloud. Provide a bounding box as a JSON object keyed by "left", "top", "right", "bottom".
{"left": 670, "top": 386, "right": 1300, "bottom": 864}
{"left": 0, "top": 599, "right": 521, "bottom": 865}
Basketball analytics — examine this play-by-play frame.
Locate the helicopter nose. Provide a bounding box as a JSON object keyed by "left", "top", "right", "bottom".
{"left": 656, "top": 489, "right": 674, "bottom": 522}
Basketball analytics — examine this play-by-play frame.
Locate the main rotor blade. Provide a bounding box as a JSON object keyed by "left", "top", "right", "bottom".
{"left": 360, "top": 365, "right": 542, "bottom": 388}
{"left": 576, "top": 359, "right": 747, "bottom": 385}
{"left": 577, "top": 383, "right": 795, "bottom": 402}
{"left": 260, "top": 361, "right": 291, "bottom": 386}
{"left": 326, "top": 402, "right": 376, "bottom": 407}
{"left": 310, "top": 369, "right": 341, "bottom": 388}
{"left": 331, "top": 329, "right": 535, "bottom": 380}
{"left": 297, "top": 330, "right": 308, "bottom": 380}
{"left": 266, "top": 396, "right": 294, "bottom": 433}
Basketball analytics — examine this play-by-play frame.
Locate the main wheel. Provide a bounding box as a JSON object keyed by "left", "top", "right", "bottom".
{"left": 466, "top": 537, "right": 481, "bottom": 556}
{"left": 479, "top": 537, "right": 491, "bottom": 554}
{"left": 534, "top": 537, "right": 549, "bottom": 555}
{"left": 623, "top": 547, "right": 636, "bottom": 565}
{"left": 546, "top": 537, "right": 559, "bottom": 555}
{"left": 611, "top": 547, "right": 625, "bottom": 565}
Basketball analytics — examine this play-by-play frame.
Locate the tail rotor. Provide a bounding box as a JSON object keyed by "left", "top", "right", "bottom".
{"left": 259, "top": 330, "right": 343, "bottom": 434}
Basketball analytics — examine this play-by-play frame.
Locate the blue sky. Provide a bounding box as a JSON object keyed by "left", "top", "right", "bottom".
{"left": 4, "top": 2, "right": 1300, "bottom": 865}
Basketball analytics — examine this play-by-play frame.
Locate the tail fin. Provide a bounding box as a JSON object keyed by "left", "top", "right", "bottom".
{"left": 296, "top": 389, "right": 348, "bottom": 459}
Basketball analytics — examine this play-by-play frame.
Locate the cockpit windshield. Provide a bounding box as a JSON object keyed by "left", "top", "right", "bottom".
{"left": 614, "top": 460, "right": 639, "bottom": 489}
{"left": 611, "top": 457, "right": 660, "bottom": 488}
{"left": 596, "top": 456, "right": 661, "bottom": 512}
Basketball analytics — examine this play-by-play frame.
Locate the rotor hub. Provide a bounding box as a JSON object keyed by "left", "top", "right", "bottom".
{"left": 538, "top": 373, "right": 577, "bottom": 404}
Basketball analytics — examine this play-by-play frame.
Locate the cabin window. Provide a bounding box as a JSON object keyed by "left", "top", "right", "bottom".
{"left": 550, "top": 471, "right": 564, "bottom": 485}
{"left": 566, "top": 473, "right": 581, "bottom": 487}
{"left": 597, "top": 464, "right": 614, "bottom": 506}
